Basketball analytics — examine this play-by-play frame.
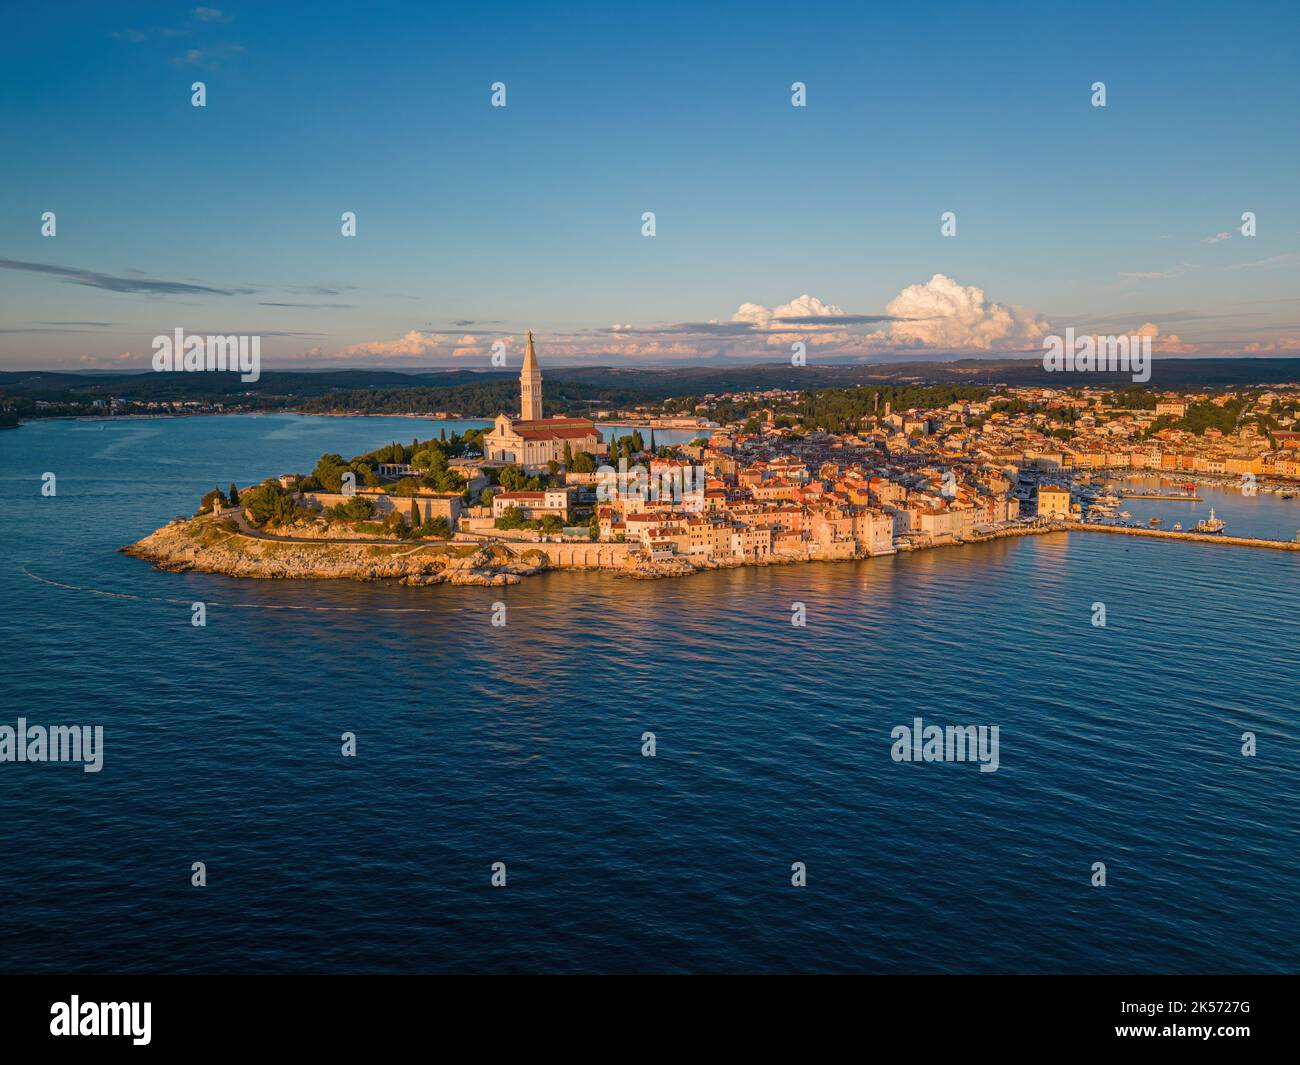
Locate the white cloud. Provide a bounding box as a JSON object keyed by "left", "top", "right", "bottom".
{"left": 883, "top": 273, "right": 1050, "bottom": 351}
{"left": 731, "top": 293, "right": 846, "bottom": 327}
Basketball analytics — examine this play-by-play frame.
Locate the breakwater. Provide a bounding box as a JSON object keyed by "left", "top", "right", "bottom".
{"left": 1063, "top": 522, "right": 1300, "bottom": 551}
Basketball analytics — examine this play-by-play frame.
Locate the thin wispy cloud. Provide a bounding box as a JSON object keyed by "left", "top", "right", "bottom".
{"left": 0, "top": 257, "right": 256, "bottom": 296}
{"left": 1229, "top": 253, "right": 1298, "bottom": 271}
{"left": 774, "top": 313, "right": 902, "bottom": 325}
{"left": 112, "top": 7, "right": 241, "bottom": 68}
{"left": 258, "top": 302, "right": 356, "bottom": 309}
{"left": 172, "top": 42, "right": 246, "bottom": 68}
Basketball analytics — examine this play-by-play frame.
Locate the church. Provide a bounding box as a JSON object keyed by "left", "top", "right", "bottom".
{"left": 483, "top": 331, "right": 604, "bottom": 470}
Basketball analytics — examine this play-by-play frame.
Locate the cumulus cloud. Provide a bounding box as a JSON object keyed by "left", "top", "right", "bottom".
{"left": 1242, "top": 336, "right": 1300, "bottom": 354}
{"left": 732, "top": 293, "right": 846, "bottom": 327}
{"left": 1202, "top": 232, "right": 1232, "bottom": 245}
{"left": 338, "top": 330, "right": 446, "bottom": 358}
{"left": 883, "top": 274, "right": 1050, "bottom": 351}
{"left": 327, "top": 275, "right": 1055, "bottom": 365}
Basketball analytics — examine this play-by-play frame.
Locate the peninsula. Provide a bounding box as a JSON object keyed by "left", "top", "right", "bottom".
{"left": 124, "top": 336, "right": 1300, "bottom": 583}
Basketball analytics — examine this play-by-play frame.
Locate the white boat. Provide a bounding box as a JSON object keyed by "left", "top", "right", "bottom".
{"left": 1194, "top": 508, "right": 1226, "bottom": 534}
{"left": 1172, "top": 522, "right": 1182, "bottom": 531}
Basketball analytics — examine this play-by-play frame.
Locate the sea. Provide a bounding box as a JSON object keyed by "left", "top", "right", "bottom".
{"left": 1, "top": 414, "right": 1297, "bottom": 974}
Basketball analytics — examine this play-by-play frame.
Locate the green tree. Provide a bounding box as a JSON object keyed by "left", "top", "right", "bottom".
{"left": 311, "top": 453, "right": 348, "bottom": 492}
{"left": 323, "top": 496, "right": 376, "bottom": 523}
{"left": 498, "top": 465, "right": 527, "bottom": 491}
{"left": 199, "top": 487, "right": 226, "bottom": 514}
{"left": 243, "top": 480, "right": 308, "bottom": 527}
{"left": 228, "top": 483, "right": 240, "bottom": 506}
{"left": 495, "top": 505, "right": 527, "bottom": 530}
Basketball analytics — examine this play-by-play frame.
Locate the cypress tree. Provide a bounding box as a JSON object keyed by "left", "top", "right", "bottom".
{"left": 228, "top": 483, "right": 240, "bottom": 506}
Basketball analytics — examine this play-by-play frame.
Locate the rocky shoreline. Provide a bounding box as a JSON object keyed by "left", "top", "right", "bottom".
{"left": 121, "top": 517, "right": 542, "bottom": 586}
{"left": 121, "top": 514, "right": 1074, "bottom": 588}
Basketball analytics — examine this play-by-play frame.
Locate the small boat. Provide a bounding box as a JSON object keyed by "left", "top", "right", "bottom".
{"left": 1149, "top": 516, "right": 1162, "bottom": 525}
{"left": 1283, "top": 493, "right": 1295, "bottom": 501}
{"left": 1120, "top": 510, "right": 1132, "bottom": 519}
{"left": 1172, "top": 522, "right": 1182, "bottom": 531}
{"left": 1194, "top": 508, "right": 1226, "bottom": 534}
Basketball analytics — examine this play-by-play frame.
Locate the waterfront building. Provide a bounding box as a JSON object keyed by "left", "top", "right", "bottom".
{"left": 1037, "top": 484, "right": 1072, "bottom": 520}
{"left": 491, "top": 488, "right": 572, "bottom": 521}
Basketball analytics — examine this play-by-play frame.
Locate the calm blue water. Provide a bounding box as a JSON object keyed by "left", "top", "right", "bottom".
{"left": 2, "top": 415, "right": 1298, "bottom": 973}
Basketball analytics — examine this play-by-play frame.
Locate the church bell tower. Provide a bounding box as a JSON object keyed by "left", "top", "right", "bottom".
{"left": 520, "top": 330, "right": 543, "bottom": 420}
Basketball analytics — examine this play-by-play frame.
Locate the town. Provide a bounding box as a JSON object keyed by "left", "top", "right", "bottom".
{"left": 179, "top": 335, "right": 1300, "bottom": 579}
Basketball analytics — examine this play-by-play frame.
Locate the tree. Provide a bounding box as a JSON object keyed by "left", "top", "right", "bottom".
{"left": 563, "top": 441, "right": 574, "bottom": 466}
{"left": 199, "top": 487, "right": 226, "bottom": 514}
{"left": 311, "top": 453, "right": 347, "bottom": 493}
{"left": 410, "top": 499, "right": 421, "bottom": 527}
{"left": 426, "top": 516, "right": 451, "bottom": 539}
{"left": 570, "top": 451, "right": 596, "bottom": 473}
{"left": 228, "top": 483, "right": 240, "bottom": 506}
{"left": 322, "top": 496, "right": 375, "bottom": 523}
{"left": 495, "top": 505, "right": 527, "bottom": 530}
{"left": 243, "top": 480, "right": 308, "bottom": 527}
{"left": 498, "top": 465, "right": 527, "bottom": 491}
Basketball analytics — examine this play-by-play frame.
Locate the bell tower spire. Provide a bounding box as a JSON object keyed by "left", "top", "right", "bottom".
{"left": 520, "top": 330, "right": 543, "bottom": 420}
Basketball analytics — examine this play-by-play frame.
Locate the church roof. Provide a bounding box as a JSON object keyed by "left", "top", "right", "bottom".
{"left": 513, "top": 417, "right": 598, "bottom": 441}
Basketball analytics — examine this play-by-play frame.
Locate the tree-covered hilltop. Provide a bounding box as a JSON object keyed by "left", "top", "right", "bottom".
{"left": 1144, "top": 395, "right": 1253, "bottom": 438}
{"left": 7, "top": 359, "right": 1300, "bottom": 421}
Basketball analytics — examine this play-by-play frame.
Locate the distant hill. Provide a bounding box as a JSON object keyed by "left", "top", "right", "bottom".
{"left": 3, "top": 358, "right": 1298, "bottom": 416}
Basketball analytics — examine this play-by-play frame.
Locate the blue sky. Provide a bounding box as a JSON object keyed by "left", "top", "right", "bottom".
{"left": 2, "top": 0, "right": 1298, "bottom": 370}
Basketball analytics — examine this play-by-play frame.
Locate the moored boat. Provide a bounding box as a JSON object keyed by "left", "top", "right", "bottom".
{"left": 1194, "top": 508, "right": 1226, "bottom": 534}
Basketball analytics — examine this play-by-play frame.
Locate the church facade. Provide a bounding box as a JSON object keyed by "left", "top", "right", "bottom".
{"left": 483, "top": 332, "right": 604, "bottom": 470}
